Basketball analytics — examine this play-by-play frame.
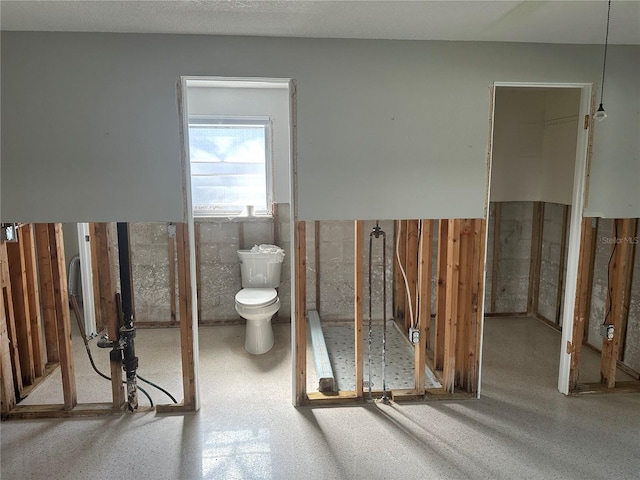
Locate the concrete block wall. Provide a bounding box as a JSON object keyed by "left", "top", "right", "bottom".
{"left": 537, "top": 203, "right": 570, "bottom": 324}
{"left": 130, "top": 223, "right": 172, "bottom": 322}
{"left": 129, "top": 203, "right": 292, "bottom": 324}
{"left": 484, "top": 202, "right": 534, "bottom": 314}
{"left": 315, "top": 220, "right": 394, "bottom": 322}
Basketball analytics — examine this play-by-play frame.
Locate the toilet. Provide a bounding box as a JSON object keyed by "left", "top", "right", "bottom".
{"left": 235, "top": 244, "right": 285, "bottom": 354}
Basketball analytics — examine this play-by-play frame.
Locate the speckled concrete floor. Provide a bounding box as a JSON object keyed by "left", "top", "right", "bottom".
{"left": 2, "top": 316, "right": 639, "bottom": 480}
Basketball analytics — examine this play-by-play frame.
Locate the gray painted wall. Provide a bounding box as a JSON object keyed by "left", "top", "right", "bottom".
{"left": 2, "top": 33, "right": 639, "bottom": 222}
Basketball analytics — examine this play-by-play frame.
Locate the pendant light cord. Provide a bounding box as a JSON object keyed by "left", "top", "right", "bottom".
{"left": 600, "top": 0, "right": 612, "bottom": 105}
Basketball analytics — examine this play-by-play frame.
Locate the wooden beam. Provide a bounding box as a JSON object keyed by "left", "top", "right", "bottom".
{"left": 405, "top": 220, "right": 419, "bottom": 331}
{"left": 20, "top": 225, "right": 45, "bottom": 378}
{"left": 443, "top": 219, "right": 461, "bottom": 392}
{"left": 555, "top": 205, "right": 570, "bottom": 324}
{"left": 582, "top": 218, "right": 599, "bottom": 345}
{"left": 618, "top": 218, "right": 638, "bottom": 362}
{"left": 455, "top": 219, "right": 472, "bottom": 389}
{"left": 434, "top": 219, "right": 448, "bottom": 371}
{"left": 415, "top": 219, "right": 432, "bottom": 394}
{"left": 490, "top": 203, "right": 501, "bottom": 313}
{"left": 47, "top": 223, "right": 77, "bottom": 410}
{"left": 34, "top": 225, "right": 59, "bottom": 366}
{"left": 533, "top": 203, "right": 546, "bottom": 315}
{"left": 176, "top": 223, "right": 196, "bottom": 409}
{"left": 600, "top": 219, "right": 634, "bottom": 388}
{"left": 194, "top": 222, "right": 202, "bottom": 324}
{"left": 168, "top": 223, "right": 177, "bottom": 323}
{"left": 6, "top": 231, "right": 36, "bottom": 385}
{"left": 394, "top": 220, "right": 407, "bottom": 324}
{"left": 2, "top": 242, "right": 23, "bottom": 398}
{"left": 294, "top": 221, "right": 307, "bottom": 405}
{"left": 569, "top": 217, "right": 597, "bottom": 392}
{"left": 354, "top": 220, "right": 364, "bottom": 398}
{"left": 88, "top": 224, "right": 104, "bottom": 332}
{"left": 527, "top": 202, "right": 543, "bottom": 314}
{"left": 93, "top": 223, "right": 125, "bottom": 408}
{"left": 315, "top": 220, "right": 321, "bottom": 313}
{"left": 468, "top": 219, "right": 486, "bottom": 393}
{"left": 1, "top": 256, "right": 17, "bottom": 413}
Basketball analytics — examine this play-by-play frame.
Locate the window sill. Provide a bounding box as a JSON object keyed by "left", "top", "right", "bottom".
{"left": 194, "top": 215, "right": 273, "bottom": 224}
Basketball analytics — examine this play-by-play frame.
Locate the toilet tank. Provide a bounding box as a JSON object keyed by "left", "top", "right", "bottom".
{"left": 238, "top": 245, "right": 285, "bottom": 288}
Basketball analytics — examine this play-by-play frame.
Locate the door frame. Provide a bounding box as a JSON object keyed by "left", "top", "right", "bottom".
{"left": 486, "top": 82, "right": 594, "bottom": 395}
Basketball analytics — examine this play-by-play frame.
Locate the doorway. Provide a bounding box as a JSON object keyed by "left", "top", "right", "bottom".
{"left": 486, "top": 82, "right": 593, "bottom": 395}
{"left": 179, "top": 77, "right": 295, "bottom": 408}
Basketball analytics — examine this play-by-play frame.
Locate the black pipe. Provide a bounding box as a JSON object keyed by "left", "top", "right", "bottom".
{"left": 117, "top": 222, "right": 138, "bottom": 411}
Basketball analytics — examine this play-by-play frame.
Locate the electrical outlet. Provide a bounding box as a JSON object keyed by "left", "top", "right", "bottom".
{"left": 409, "top": 328, "right": 420, "bottom": 344}
{"left": 600, "top": 324, "right": 615, "bottom": 340}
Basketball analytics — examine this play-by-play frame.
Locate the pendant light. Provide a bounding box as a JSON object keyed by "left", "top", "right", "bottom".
{"left": 594, "top": 0, "right": 612, "bottom": 121}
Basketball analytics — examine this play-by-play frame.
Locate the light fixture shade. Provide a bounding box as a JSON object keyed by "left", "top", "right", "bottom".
{"left": 594, "top": 103, "right": 607, "bottom": 121}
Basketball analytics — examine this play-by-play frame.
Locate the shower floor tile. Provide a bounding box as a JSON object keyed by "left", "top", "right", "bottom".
{"left": 314, "top": 322, "right": 441, "bottom": 392}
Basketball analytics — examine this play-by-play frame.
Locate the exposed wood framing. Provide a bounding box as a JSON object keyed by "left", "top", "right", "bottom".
{"left": 414, "top": 219, "right": 432, "bottom": 394}
{"left": 354, "top": 220, "right": 364, "bottom": 398}
{"left": 569, "top": 217, "right": 597, "bottom": 392}
{"left": 393, "top": 220, "right": 407, "bottom": 324}
{"left": 34, "top": 224, "right": 59, "bottom": 366}
{"left": 168, "top": 223, "right": 177, "bottom": 324}
{"left": 469, "top": 219, "right": 486, "bottom": 393}
{"left": 434, "top": 219, "right": 448, "bottom": 371}
{"left": 600, "top": 219, "right": 634, "bottom": 388}
{"left": 490, "top": 203, "right": 502, "bottom": 313}
{"left": 294, "top": 221, "right": 307, "bottom": 405}
{"left": 176, "top": 223, "right": 196, "bottom": 409}
{"left": 47, "top": 223, "right": 77, "bottom": 410}
{"left": 21, "top": 225, "right": 45, "bottom": 378}
{"left": 315, "top": 220, "right": 321, "bottom": 312}
{"left": 194, "top": 222, "right": 202, "bottom": 324}
{"left": 618, "top": 219, "right": 638, "bottom": 362}
{"left": 1, "top": 242, "right": 19, "bottom": 411}
{"left": 455, "top": 220, "right": 473, "bottom": 389}
{"left": 405, "top": 220, "right": 419, "bottom": 331}
{"left": 533, "top": 203, "right": 546, "bottom": 315}
{"left": 527, "top": 202, "right": 543, "bottom": 314}
{"left": 6, "top": 229, "right": 36, "bottom": 385}
{"left": 442, "top": 219, "right": 461, "bottom": 392}
{"left": 555, "top": 205, "right": 570, "bottom": 324}
{"left": 89, "top": 224, "right": 104, "bottom": 332}
{"left": 93, "top": 223, "right": 125, "bottom": 408}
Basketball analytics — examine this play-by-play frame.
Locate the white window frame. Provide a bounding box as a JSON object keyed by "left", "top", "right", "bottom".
{"left": 188, "top": 115, "right": 273, "bottom": 218}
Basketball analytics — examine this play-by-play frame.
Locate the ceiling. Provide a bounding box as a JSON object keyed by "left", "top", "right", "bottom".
{"left": 1, "top": 0, "right": 639, "bottom": 45}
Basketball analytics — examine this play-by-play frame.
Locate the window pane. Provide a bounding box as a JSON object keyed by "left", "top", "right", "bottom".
{"left": 188, "top": 122, "right": 269, "bottom": 216}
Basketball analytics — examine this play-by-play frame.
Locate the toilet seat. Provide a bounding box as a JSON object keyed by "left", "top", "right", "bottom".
{"left": 235, "top": 288, "right": 277, "bottom": 308}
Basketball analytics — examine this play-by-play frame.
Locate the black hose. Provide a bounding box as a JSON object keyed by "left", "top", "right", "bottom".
{"left": 138, "top": 374, "right": 178, "bottom": 404}
{"left": 70, "top": 295, "right": 155, "bottom": 407}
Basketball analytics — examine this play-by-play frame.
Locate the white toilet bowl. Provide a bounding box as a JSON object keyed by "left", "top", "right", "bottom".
{"left": 235, "top": 287, "right": 280, "bottom": 354}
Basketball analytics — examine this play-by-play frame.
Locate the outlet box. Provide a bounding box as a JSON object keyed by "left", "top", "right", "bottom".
{"left": 600, "top": 324, "right": 615, "bottom": 340}
{"left": 409, "top": 328, "right": 420, "bottom": 344}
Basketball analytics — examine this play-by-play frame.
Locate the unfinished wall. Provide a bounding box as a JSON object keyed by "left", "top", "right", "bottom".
{"left": 624, "top": 238, "right": 640, "bottom": 372}
{"left": 314, "top": 220, "right": 394, "bottom": 322}
{"left": 537, "top": 203, "right": 570, "bottom": 324}
{"left": 587, "top": 219, "right": 640, "bottom": 373}
{"left": 490, "top": 202, "right": 533, "bottom": 314}
{"left": 129, "top": 204, "right": 292, "bottom": 324}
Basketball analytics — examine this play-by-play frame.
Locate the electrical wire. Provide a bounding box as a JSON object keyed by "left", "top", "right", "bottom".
{"left": 603, "top": 220, "right": 618, "bottom": 327}
{"left": 396, "top": 220, "right": 416, "bottom": 328}
{"left": 599, "top": 0, "right": 612, "bottom": 105}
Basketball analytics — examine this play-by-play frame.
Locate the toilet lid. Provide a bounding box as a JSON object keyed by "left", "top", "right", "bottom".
{"left": 235, "top": 288, "right": 277, "bottom": 307}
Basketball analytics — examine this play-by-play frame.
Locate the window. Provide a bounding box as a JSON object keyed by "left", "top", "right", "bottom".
{"left": 188, "top": 117, "right": 272, "bottom": 217}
